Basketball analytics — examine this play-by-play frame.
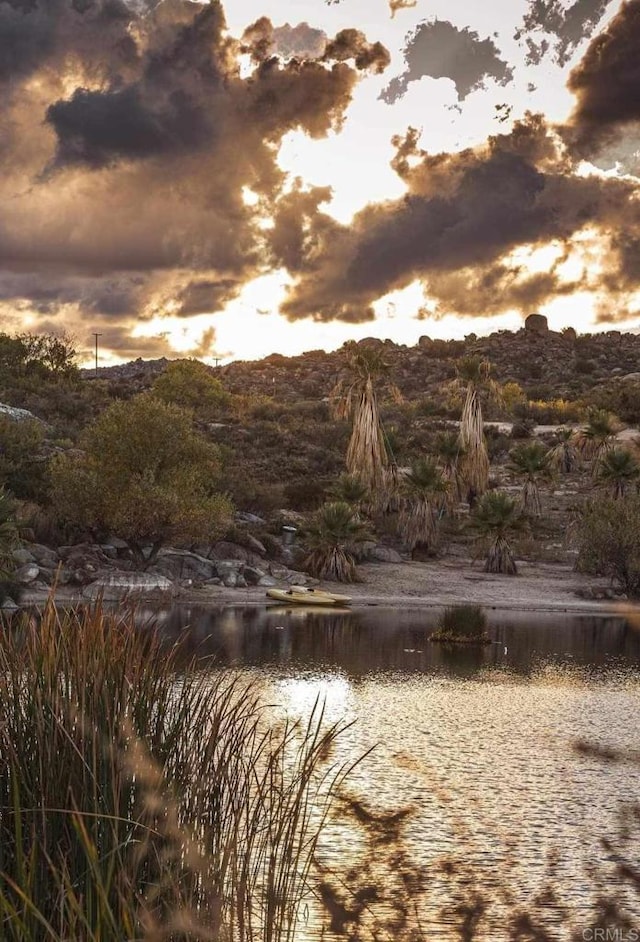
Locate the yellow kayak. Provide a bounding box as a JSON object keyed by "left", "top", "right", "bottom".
{"left": 289, "top": 585, "right": 352, "bottom": 605}
{"left": 266, "top": 587, "right": 351, "bottom": 607}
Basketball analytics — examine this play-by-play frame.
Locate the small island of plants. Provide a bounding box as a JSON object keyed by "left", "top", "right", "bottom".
{"left": 430, "top": 604, "right": 491, "bottom": 644}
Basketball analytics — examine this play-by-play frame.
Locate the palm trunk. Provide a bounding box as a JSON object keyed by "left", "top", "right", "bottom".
{"left": 521, "top": 478, "right": 541, "bottom": 516}
{"left": 459, "top": 386, "right": 489, "bottom": 497}
{"left": 485, "top": 535, "right": 517, "bottom": 574}
{"left": 346, "top": 378, "right": 388, "bottom": 496}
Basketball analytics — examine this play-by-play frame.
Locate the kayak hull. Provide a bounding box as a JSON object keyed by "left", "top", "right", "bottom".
{"left": 266, "top": 588, "right": 350, "bottom": 607}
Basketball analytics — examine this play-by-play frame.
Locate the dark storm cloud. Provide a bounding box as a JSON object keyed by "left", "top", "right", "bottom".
{"left": 47, "top": 85, "right": 214, "bottom": 168}
{"left": 174, "top": 279, "right": 240, "bottom": 316}
{"left": 0, "top": 0, "right": 136, "bottom": 83}
{"left": 515, "top": 0, "right": 613, "bottom": 66}
{"left": 277, "top": 116, "right": 639, "bottom": 323}
{"left": 565, "top": 0, "right": 640, "bottom": 159}
{"left": 381, "top": 20, "right": 513, "bottom": 104}
{"left": 0, "top": 0, "right": 388, "bottom": 354}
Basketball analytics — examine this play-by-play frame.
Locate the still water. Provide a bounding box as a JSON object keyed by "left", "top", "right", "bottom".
{"left": 157, "top": 604, "right": 640, "bottom": 938}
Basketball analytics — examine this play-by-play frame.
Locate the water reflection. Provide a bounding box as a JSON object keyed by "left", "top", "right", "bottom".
{"left": 150, "top": 603, "right": 640, "bottom": 937}
{"left": 153, "top": 604, "right": 640, "bottom": 679}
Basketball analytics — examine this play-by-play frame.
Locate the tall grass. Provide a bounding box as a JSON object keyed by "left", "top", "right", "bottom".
{"left": 0, "top": 600, "right": 352, "bottom": 941}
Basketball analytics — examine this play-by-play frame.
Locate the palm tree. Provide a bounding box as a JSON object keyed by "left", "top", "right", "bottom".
{"left": 329, "top": 474, "right": 369, "bottom": 513}
{"left": 435, "top": 432, "right": 466, "bottom": 508}
{"left": 508, "top": 440, "right": 551, "bottom": 516}
{"left": 303, "top": 501, "right": 371, "bottom": 583}
{"left": 399, "top": 459, "right": 449, "bottom": 556}
{"left": 332, "top": 344, "right": 401, "bottom": 505}
{"left": 454, "top": 357, "right": 496, "bottom": 504}
{"left": 595, "top": 447, "right": 640, "bottom": 499}
{"left": 472, "top": 490, "right": 527, "bottom": 575}
{"left": 575, "top": 409, "right": 618, "bottom": 467}
{"left": 548, "top": 427, "right": 580, "bottom": 474}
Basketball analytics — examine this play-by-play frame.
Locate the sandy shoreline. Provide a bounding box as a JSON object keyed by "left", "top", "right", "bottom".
{"left": 23, "top": 558, "right": 637, "bottom": 618}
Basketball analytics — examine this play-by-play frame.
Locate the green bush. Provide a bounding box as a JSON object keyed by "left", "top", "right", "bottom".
{"left": 575, "top": 495, "right": 640, "bottom": 596}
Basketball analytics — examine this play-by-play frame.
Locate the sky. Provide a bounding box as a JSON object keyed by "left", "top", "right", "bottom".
{"left": 0, "top": 0, "right": 639, "bottom": 366}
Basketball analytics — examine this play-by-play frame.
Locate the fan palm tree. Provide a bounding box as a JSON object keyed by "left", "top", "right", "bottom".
{"left": 303, "top": 501, "right": 371, "bottom": 583}
{"left": 454, "top": 357, "right": 496, "bottom": 504}
{"left": 399, "top": 458, "right": 449, "bottom": 556}
{"left": 548, "top": 427, "right": 580, "bottom": 474}
{"left": 329, "top": 474, "right": 369, "bottom": 513}
{"left": 508, "top": 440, "right": 551, "bottom": 516}
{"left": 435, "top": 432, "right": 466, "bottom": 508}
{"left": 332, "top": 344, "right": 401, "bottom": 505}
{"left": 575, "top": 409, "right": 618, "bottom": 467}
{"left": 595, "top": 447, "right": 640, "bottom": 499}
{"left": 472, "top": 490, "right": 527, "bottom": 575}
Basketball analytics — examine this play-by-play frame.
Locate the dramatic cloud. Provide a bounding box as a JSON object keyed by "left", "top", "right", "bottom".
{"left": 515, "top": 0, "right": 613, "bottom": 66}
{"left": 565, "top": 0, "right": 640, "bottom": 162}
{"left": 381, "top": 20, "right": 513, "bottom": 104}
{"left": 272, "top": 22, "right": 327, "bottom": 59}
{"left": 277, "top": 115, "right": 639, "bottom": 322}
{"left": 0, "top": 0, "right": 387, "bottom": 349}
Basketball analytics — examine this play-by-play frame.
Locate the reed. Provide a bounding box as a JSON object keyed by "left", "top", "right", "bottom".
{"left": 0, "top": 599, "right": 352, "bottom": 941}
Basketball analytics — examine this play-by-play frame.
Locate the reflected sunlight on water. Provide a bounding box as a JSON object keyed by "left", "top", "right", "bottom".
{"left": 158, "top": 604, "right": 640, "bottom": 939}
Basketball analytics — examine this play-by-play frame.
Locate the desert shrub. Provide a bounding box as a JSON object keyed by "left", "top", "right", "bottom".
{"left": 584, "top": 378, "right": 640, "bottom": 425}
{"left": 151, "top": 359, "right": 230, "bottom": 420}
{"left": 0, "top": 416, "right": 49, "bottom": 501}
{"left": 575, "top": 495, "right": 640, "bottom": 596}
{"left": 50, "top": 395, "right": 232, "bottom": 566}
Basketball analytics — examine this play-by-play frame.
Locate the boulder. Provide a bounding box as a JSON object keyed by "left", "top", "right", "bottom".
{"left": 369, "top": 546, "right": 403, "bottom": 564}
{"left": 222, "top": 572, "right": 238, "bottom": 588}
{"left": 0, "top": 402, "right": 44, "bottom": 424}
{"left": 243, "top": 566, "right": 267, "bottom": 585}
{"left": 29, "top": 544, "right": 59, "bottom": 567}
{"left": 216, "top": 560, "right": 243, "bottom": 578}
{"left": 155, "top": 549, "right": 216, "bottom": 581}
{"left": 83, "top": 571, "right": 174, "bottom": 600}
{"left": 12, "top": 548, "right": 35, "bottom": 566}
{"left": 258, "top": 576, "right": 278, "bottom": 587}
{"left": 210, "top": 541, "right": 249, "bottom": 563}
{"left": 15, "top": 563, "right": 40, "bottom": 585}
{"left": 524, "top": 313, "right": 549, "bottom": 334}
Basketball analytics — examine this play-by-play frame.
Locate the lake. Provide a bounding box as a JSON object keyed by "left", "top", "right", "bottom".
{"left": 153, "top": 603, "right": 640, "bottom": 939}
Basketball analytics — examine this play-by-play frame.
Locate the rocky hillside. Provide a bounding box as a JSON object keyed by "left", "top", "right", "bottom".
{"left": 84, "top": 316, "right": 640, "bottom": 405}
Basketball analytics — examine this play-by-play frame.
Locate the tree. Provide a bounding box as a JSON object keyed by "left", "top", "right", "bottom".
{"left": 595, "top": 447, "right": 640, "bottom": 499}
{"left": 575, "top": 495, "right": 640, "bottom": 596}
{"left": 508, "top": 440, "right": 551, "bottom": 516}
{"left": 548, "top": 427, "right": 580, "bottom": 474}
{"left": 332, "top": 344, "right": 400, "bottom": 506}
{"left": 329, "top": 474, "right": 369, "bottom": 514}
{"left": 435, "top": 431, "right": 466, "bottom": 508}
{"left": 51, "top": 396, "right": 232, "bottom": 566}
{"left": 303, "top": 501, "right": 371, "bottom": 582}
{"left": 0, "top": 416, "right": 48, "bottom": 501}
{"left": 454, "top": 357, "right": 496, "bottom": 503}
{"left": 472, "top": 490, "right": 527, "bottom": 575}
{"left": 575, "top": 409, "right": 618, "bottom": 467}
{"left": 151, "top": 359, "right": 230, "bottom": 421}
{"left": 399, "top": 458, "right": 448, "bottom": 556}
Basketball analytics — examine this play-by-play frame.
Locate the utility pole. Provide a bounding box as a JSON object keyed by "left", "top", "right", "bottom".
{"left": 92, "top": 333, "right": 102, "bottom": 377}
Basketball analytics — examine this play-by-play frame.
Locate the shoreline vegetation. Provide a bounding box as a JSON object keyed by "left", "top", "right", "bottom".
{"left": 0, "top": 600, "right": 354, "bottom": 942}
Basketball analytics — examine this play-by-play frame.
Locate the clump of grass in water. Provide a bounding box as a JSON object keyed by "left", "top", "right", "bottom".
{"left": 0, "top": 598, "right": 353, "bottom": 941}
{"left": 430, "top": 605, "right": 490, "bottom": 645}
